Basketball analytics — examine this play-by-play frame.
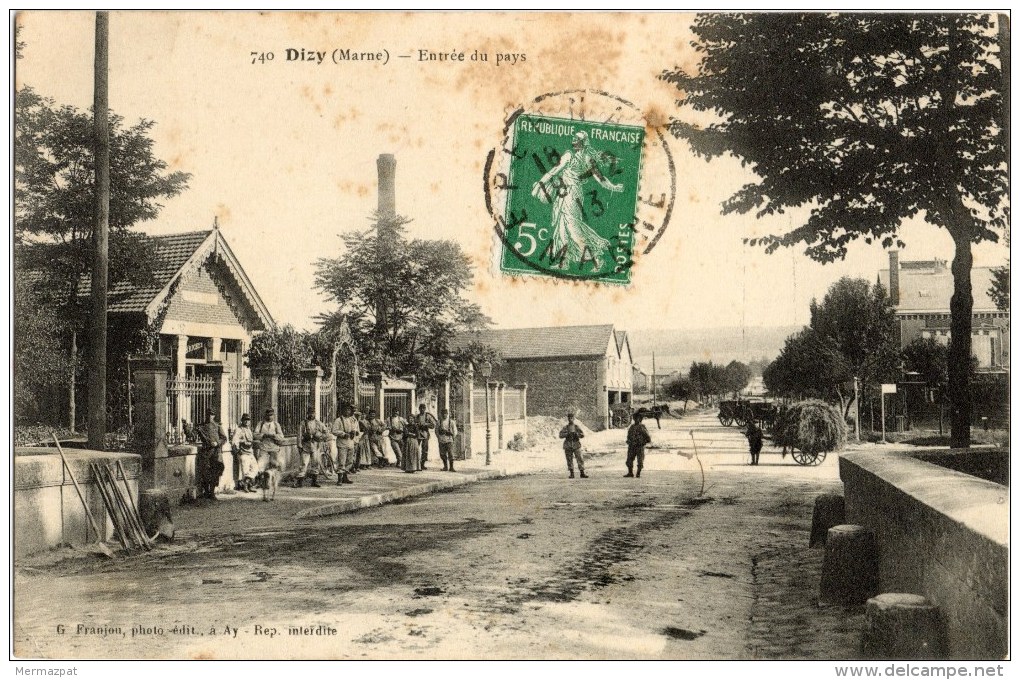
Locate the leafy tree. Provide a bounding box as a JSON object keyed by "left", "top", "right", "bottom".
{"left": 315, "top": 212, "right": 491, "bottom": 390}
{"left": 663, "top": 374, "right": 694, "bottom": 410}
{"left": 14, "top": 81, "right": 189, "bottom": 424}
{"left": 15, "top": 87, "right": 191, "bottom": 311}
{"left": 722, "top": 360, "right": 752, "bottom": 397}
{"left": 988, "top": 235, "right": 1009, "bottom": 312}
{"left": 663, "top": 13, "right": 1007, "bottom": 448}
{"left": 244, "top": 324, "right": 313, "bottom": 378}
{"left": 14, "top": 276, "right": 75, "bottom": 421}
{"left": 687, "top": 361, "right": 727, "bottom": 402}
{"left": 763, "top": 278, "right": 898, "bottom": 416}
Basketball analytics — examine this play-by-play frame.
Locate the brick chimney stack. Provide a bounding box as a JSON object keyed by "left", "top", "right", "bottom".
{"left": 377, "top": 153, "right": 396, "bottom": 218}
{"left": 888, "top": 250, "right": 900, "bottom": 306}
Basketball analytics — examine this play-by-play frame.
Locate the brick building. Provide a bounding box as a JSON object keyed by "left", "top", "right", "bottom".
{"left": 878, "top": 251, "right": 1009, "bottom": 374}
{"left": 453, "top": 324, "right": 633, "bottom": 429}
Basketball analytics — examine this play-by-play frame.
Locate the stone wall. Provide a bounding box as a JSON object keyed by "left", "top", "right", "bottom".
{"left": 14, "top": 448, "right": 141, "bottom": 557}
{"left": 839, "top": 452, "right": 1008, "bottom": 659}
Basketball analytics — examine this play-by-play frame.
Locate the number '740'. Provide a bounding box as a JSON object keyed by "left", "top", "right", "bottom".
{"left": 513, "top": 223, "right": 548, "bottom": 257}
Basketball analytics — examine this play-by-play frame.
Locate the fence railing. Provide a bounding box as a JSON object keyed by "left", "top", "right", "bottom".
{"left": 167, "top": 375, "right": 217, "bottom": 442}
{"left": 384, "top": 391, "right": 412, "bottom": 419}
{"left": 228, "top": 376, "right": 267, "bottom": 427}
{"left": 357, "top": 383, "right": 377, "bottom": 414}
{"left": 278, "top": 377, "right": 313, "bottom": 435}
{"left": 319, "top": 374, "right": 337, "bottom": 424}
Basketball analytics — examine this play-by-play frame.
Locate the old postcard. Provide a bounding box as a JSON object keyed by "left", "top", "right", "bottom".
{"left": 11, "top": 10, "right": 1011, "bottom": 668}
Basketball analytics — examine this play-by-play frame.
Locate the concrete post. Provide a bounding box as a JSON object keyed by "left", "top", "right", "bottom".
{"left": 518, "top": 383, "right": 528, "bottom": 439}
{"left": 130, "top": 355, "right": 171, "bottom": 491}
{"left": 174, "top": 334, "right": 187, "bottom": 430}
{"left": 302, "top": 366, "right": 324, "bottom": 420}
{"left": 820, "top": 524, "right": 879, "bottom": 605}
{"left": 497, "top": 382, "right": 505, "bottom": 450}
{"left": 862, "top": 594, "right": 947, "bottom": 660}
{"left": 460, "top": 365, "right": 474, "bottom": 460}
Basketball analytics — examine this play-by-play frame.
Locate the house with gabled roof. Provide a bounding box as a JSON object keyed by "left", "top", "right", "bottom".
{"left": 101, "top": 226, "right": 274, "bottom": 382}
{"left": 452, "top": 324, "right": 634, "bottom": 429}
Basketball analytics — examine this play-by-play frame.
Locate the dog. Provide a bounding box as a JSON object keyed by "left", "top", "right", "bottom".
{"left": 255, "top": 451, "right": 282, "bottom": 502}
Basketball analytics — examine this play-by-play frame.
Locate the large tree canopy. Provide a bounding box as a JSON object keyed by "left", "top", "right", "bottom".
{"left": 764, "top": 277, "right": 899, "bottom": 416}
{"left": 15, "top": 87, "right": 191, "bottom": 312}
{"left": 663, "top": 13, "right": 1008, "bottom": 447}
{"left": 315, "top": 213, "right": 491, "bottom": 390}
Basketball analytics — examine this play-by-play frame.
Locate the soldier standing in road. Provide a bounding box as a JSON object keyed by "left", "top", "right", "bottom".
{"left": 436, "top": 408, "right": 458, "bottom": 472}
{"left": 331, "top": 403, "right": 359, "bottom": 485}
{"left": 559, "top": 412, "right": 588, "bottom": 479}
{"left": 195, "top": 408, "right": 228, "bottom": 499}
{"left": 296, "top": 407, "right": 328, "bottom": 488}
{"left": 625, "top": 412, "right": 652, "bottom": 478}
{"left": 414, "top": 403, "right": 437, "bottom": 470}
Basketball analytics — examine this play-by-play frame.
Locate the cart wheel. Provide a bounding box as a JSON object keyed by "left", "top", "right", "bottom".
{"left": 719, "top": 415, "right": 734, "bottom": 427}
{"left": 791, "top": 449, "right": 811, "bottom": 466}
{"left": 811, "top": 450, "right": 827, "bottom": 466}
{"left": 320, "top": 452, "right": 336, "bottom": 476}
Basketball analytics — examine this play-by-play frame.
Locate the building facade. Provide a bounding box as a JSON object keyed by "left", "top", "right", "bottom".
{"left": 453, "top": 324, "right": 634, "bottom": 430}
{"left": 878, "top": 251, "right": 1009, "bottom": 374}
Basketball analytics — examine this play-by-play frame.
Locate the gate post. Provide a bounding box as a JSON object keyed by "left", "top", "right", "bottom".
{"left": 497, "top": 382, "right": 506, "bottom": 450}
{"left": 130, "top": 355, "right": 171, "bottom": 491}
{"left": 254, "top": 364, "right": 281, "bottom": 416}
{"left": 303, "top": 366, "right": 323, "bottom": 420}
{"left": 459, "top": 363, "right": 474, "bottom": 460}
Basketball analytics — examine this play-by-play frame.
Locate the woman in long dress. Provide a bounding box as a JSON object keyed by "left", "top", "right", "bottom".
{"left": 531, "top": 130, "right": 624, "bottom": 271}
{"left": 402, "top": 415, "right": 421, "bottom": 473}
{"left": 354, "top": 411, "right": 373, "bottom": 470}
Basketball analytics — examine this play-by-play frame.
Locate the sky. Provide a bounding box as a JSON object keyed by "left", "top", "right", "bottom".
{"left": 14, "top": 11, "right": 1009, "bottom": 334}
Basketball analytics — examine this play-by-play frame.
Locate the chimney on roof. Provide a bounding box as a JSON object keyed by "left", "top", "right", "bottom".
{"left": 377, "top": 153, "right": 396, "bottom": 218}
{"left": 888, "top": 250, "right": 900, "bottom": 306}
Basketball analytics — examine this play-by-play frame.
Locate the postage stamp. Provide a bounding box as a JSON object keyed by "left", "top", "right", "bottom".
{"left": 485, "top": 90, "right": 677, "bottom": 285}
{"left": 498, "top": 114, "right": 644, "bottom": 283}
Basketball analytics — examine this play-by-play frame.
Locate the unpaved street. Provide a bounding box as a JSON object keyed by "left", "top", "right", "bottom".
{"left": 14, "top": 411, "right": 865, "bottom": 660}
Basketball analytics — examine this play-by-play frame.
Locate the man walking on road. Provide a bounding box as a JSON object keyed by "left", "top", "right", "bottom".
{"left": 559, "top": 412, "right": 588, "bottom": 479}
{"left": 625, "top": 412, "right": 652, "bottom": 478}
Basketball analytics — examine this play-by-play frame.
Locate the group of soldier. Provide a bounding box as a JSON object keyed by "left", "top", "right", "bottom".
{"left": 559, "top": 410, "right": 653, "bottom": 479}
{"left": 191, "top": 403, "right": 461, "bottom": 499}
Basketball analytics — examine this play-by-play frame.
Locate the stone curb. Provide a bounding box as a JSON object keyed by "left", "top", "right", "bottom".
{"left": 293, "top": 468, "right": 513, "bottom": 519}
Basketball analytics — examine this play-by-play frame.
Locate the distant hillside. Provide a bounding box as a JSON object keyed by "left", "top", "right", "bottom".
{"left": 629, "top": 326, "right": 801, "bottom": 374}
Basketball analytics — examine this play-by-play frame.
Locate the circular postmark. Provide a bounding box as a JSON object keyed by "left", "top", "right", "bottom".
{"left": 483, "top": 89, "right": 677, "bottom": 284}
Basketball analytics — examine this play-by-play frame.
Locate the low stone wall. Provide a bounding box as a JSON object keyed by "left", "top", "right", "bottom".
{"left": 839, "top": 452, "right": 1008, "bottom": 659}
{"left": 14, "top": 447, "right": 142, "bottom": 557}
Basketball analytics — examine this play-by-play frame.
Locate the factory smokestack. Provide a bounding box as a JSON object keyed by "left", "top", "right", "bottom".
{"left": 377, "top": 153, "right": 396, "bottom": 218}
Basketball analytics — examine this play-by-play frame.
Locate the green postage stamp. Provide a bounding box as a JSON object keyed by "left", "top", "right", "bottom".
{"left": 498, "top": 114, "right": 645, "bottom": 284}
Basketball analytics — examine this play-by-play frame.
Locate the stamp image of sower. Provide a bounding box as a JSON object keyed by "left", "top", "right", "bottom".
{"left": 485, "top": 90, "right": 677, "bottom": 285}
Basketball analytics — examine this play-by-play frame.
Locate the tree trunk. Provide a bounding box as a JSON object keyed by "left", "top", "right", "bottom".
{"left": 948, "top": 233, "right": 973, "bottom": 449}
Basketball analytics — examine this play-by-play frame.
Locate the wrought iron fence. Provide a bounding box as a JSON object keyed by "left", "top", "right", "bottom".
{"left": 357, "top": 383, "right": 376, "bottom": 414}
{"left": 319, "top": 374, "right": 337, "bottom": 424}
{"left": 228, "top": 376, "right": 267, "bottom": 428}
{"left": 278, "top": 377, "right": 313, "bottom": 435}
{"left": 383, "top": 391, "right": 412, "bottom": 419}
{"left": 166, "top": 375, "right": 217, "bottom": 443}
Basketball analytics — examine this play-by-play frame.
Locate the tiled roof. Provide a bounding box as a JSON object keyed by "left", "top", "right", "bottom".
{"left": 452, "top": 324, "right": 618, "bottom": 360}
{"left": 879, "top": 265, "right": 1001, "bottom": 314}
{"left": 74, "top": 231, "right": 213, "bottom": 313}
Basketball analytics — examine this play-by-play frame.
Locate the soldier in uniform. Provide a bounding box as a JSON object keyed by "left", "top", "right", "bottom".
{"left": 231, "top": 413, "right": 258, "bottom": 492}
{"left": 746, "top": 422, "right": 764, "bottom": 466}
{"left": 296, "top": 407, "right": 328, "bottom": 488}
{"left": 559, "top": 412, "right": 588, "bottom": 479}
{"left": 195, "top": 408, "right": 228, "bottom": 499}
{"left": 366, "top": 409, "right": 387, "bottom": 466}
{"left": 414, "top": 403, "right": 437, "bottom": 470}
{"left": 625, "top": 412, "right": 652, "bottom": 478}
{"left": 331, "top": 403, "right": 359, "bottom": 485}
{"left": 436, "top": 408, "right": 458, "bottom": 472}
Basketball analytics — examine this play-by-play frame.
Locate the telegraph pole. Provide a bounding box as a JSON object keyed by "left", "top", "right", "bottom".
{"left": 87, "top": 11, "right": 110, "bottom": 450}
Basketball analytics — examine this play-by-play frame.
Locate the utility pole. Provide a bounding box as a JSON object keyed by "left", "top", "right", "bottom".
{"left": 651, "top": 351, "right": 657, "bottom": 409}
{"left": 87, "top": 11, "right": 110, "bottom": 450}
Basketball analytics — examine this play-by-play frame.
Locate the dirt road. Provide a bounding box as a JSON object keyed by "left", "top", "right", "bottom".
{"left": 14, "top": 410, "right": 865, "bottom": 660}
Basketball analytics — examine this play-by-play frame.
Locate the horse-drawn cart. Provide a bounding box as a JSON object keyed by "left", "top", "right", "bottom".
{"left": 717, "top": 400, "right": 777, "bottom": 430}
